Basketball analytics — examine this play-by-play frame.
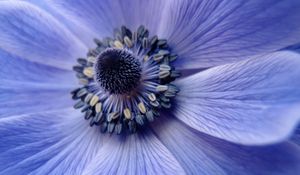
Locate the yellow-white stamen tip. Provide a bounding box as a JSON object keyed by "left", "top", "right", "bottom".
{"left": 89, "top": 95, "right": 99, "bottom": 106}
{"left": 95, "top": 102, "right": 102, "bottom": 113}
{"left": 107, "top": 112, "right": 120, "bottom": 122}
{"left": 143, "top": 55, "right": 149, "bottom": 62}
{"left": 124, "top": 36, "right": 133, "bottom": 48}
{"left": 156, "top": 85, "right": 168, "bottom": 92}
{"left": 123, "top": 108, "right": 132, "bottom": 119}
{"left": 138, "top": 102, "right": 147, "bottom": 114}
{"left": 148, "top": 93, "right": 156, "bottom": 101}
{"left": 84, "top": 93, "right": 93, "bottom": 103}
{"left": 114, "top": 40, "right": 124, "bottom": 49}
{"left": 87, "top": 56, "right": 96, "bottom": 63}
{"left": 83, "top": 67, "right": 94, "bottom": 78}
{"left": 111, "top": 112, "right": 120, "bottom": 119}
{"left": 79, "top": 78, "right": 89, "bottom": 85}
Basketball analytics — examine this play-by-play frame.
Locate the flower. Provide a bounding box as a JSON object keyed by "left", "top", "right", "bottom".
{"left": 1, "top": 0, "right": 300, "bottom": 174}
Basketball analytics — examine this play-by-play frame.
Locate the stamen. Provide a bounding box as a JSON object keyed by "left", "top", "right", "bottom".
{"left": 156, "top": 85, "right": 168, "bottom": 92}
{"left": 83, "top": 67, "right": 94, "bottom": 78}
{"left": 148, "top": 93, "right": 156, "bottom": 101}
{"left": 71, "top": 25, "right": 181, "bottom": 134}
{"left": 95, "top": 103, "right": 102, "bottom": 113}
{"left": 123, "top": 108, "right": 132, "bottom": 120}
{"left": 138, "top": 102, "right": 147, "bottom": 114}
{"left": 89, "top": 95, "right": 99, "bottom": 106}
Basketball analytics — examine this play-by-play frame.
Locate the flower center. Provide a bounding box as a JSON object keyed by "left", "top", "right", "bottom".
{"left": 71, "top": 25, "right": 180, "bottom": 134}
{"left": 95, "top": 48, "right": 141, "bottom": 94}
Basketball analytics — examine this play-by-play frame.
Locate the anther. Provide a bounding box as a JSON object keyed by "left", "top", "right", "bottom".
{"left": 84, "top": 93, "right": 93, "bottom": 103}
{"left": 142, "top": 38, "right": 148, "bottom": 48}
{"left": 83, "top": 67, "right": 94, "bottom": 78}
{"left": 124, "top": 108, "right": 132, "bottom": 119}
{"left": 138, "top": 102, "right": 147, "bottom": 114}
{"left": 153, "top": 54, "right": 164, "bottom": 62}
{"left": 114, "top": 40, "right": 123, "bottom": 48}
{"left": 94, "top": 112, "right": 103, "bottom": 123}
{"left": 156, "top": 85, "right": 168, "bottom": 92}
{"left": 85, "top": 109, "right": 93, "bottom": 120}
{"left": 74, "top": 101, "right": 84, "bottom": 109}
{"left": 146, "top": 110, "right": 154, "bottom": 122}
{"left": 89, "top": 95, "right": 99, "bottom": 106}
{"left": 159, "top": 70, "right": 171, "bottom": 79}
{"left": 143, "top": 55, "right": 149, "bottom": 62}
{"left": 71, "top": 25, "right": 180, "bottom": 134}
{"left": 87, "top": 56, "right": 96, "bottom": 64}
{"left": 135, "top": 115, "right": 144, "bottom": 125}
{"left": 77, "top": 58, "right": 87, "bottom": 65}
{"left": 160, "top": 64, "right": 171, "bottom": 71}
{"left": 76, "top": 88, "right": 88, "bottom": 98}
{"left": 148, "top": 93, "right": 156, "bottom": 101}
{"left": 115, "top": 123, "right": 123, "bottom": 134}
{"left": 95, "top": 103, "right": 102, "bottom": 113}
{"left": 79, "top": 78, "right": 89, "bottom": 85}
{"left": 107, "top": 112, "right": 119, "bottom": 122}
{"left": 124, "top": 36, "right": 133, "bottom": 48}
{"left": 108, "top": 123, "right": 115, "bottom": 133}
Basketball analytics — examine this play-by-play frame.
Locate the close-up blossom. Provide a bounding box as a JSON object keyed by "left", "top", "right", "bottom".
{"left": 1, "top": 0, "right": 300, "bottom": 174}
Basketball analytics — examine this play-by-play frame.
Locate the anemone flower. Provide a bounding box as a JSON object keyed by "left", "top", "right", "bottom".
{"left": 1, "top": 0, "right": 300, "bottom": 174}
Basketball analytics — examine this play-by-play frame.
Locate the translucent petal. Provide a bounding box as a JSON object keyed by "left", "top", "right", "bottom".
{"left": 26, "top": 0, "right": 96, "bottom": 47}
{"left": 0, "top": 1, "right": 87, "bottom": 70}
{"left": 46, "top": 0, "right": 170, "bottom": 46}
{"left": 152, "top": 116, "right": 300, "bottom": 175}
{"left": 0, "top": 87, "right": 73, "bottom": 118}
{"left": 174, "top": 51, "right": 300, "bottom": 145}
{"left": 0, "top": 109, "right": 102, "bottom": 175}
{"left": 0, "top": 49, "right": 75, "bottom": 85}
{"left": 159, "top": 0, "right": 300, "bottom": 69}
{"left": 83, "top": 130, "right": 185, "bottom": 175}
{"left": 0, "top": 49, "right": 76, "bottom": 117}
{"left": 291, "top": 125, "right": 300, "bottom": 146}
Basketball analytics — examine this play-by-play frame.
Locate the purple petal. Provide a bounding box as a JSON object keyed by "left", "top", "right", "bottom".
{"left": 0, "top": 109, "right": 102, "bottom": 174}
{"left": 0, "top": 49, "right": 76, "bottom": 117}
{"left": 0, "top": 49, "right": 75, "bottom": 85}
{"left": 46, "top": 0, "right": 170, "bottom": 46}
{"left": 152, "top": 116, "right": 300, "bottom": 175}
{"left": 174, "top": 51, "right": 300, "bottom": 145}
{"left": 291, "top": 125, "right": 300, "bottom": 146}
{"left": 159, "top": 0, "right": 300, "bottom": 69}
{"left": 285, "top": 42, "right": 300, "bottom": 54}
{"left": 83, "top": 130, "right": 185, "bottom": 175}
{"left": 0, "top": 87, "right": 73, "bottom": 118}
{"left": 26, "top": 0, "right": 96, "bottom": 47}
{"left": 0, "top": 1, "right": 87, "bottom": 69}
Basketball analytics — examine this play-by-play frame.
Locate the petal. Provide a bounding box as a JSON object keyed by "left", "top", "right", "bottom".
{"left": 0, "top": 49, "right": 75, "bottom": 85}
{"left": 0, "top": 1, "right": 87, "bottom": 69}
{"left": 83, "top": 130, "right": 185, "bottom": 175}
{"left": 291, "top": 125, "right": 300, "bottom": 146}
{"left": 0, "top": 87, "right": 73, "bottom": 118}
{"left": 285, "top": 42, "right": 300, "bottom": 54}
{"left": 174, "top": 51, "right": 300, "bottom": 145}
{"left": 0, "top": 109, "right": 102, "bottom": 175}
{"left": 152, "top": 116, "right": 300, "bottom": 175}
{"left": 46, "top": 0, "right": 170, "bottom": 46}
{"left": 0, "top": 49, "right": 76, "bottom": 117}
{"left": 159, "top": 0, "right": 300, "bottom": 69}
{"left": 26, "top": 0, "right": 96, "bottom": 47}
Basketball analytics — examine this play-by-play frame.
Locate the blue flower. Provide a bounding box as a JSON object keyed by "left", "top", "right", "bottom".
{"left": 1, "top": 0, "right": 300, "bottom": 174}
